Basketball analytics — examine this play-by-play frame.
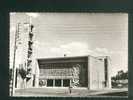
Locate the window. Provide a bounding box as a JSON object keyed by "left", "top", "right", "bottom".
{"left": 47, "top": 79, "right": 53, "bottom": 87}
{"left": 63, "top": 79, "right": 70, "bottom": 87}
{"left": 55, "top": 79, "right": 61, "bottom": 86}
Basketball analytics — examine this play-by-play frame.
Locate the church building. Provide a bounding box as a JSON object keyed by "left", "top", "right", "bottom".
{"left": 33, "top": 55, "right": 111, "bottom": 89}
{"left": 12, "top": 22, "right": 111, "bottom": 90}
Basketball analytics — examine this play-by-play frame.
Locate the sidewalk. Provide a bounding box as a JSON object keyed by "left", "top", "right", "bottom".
{"left": 14, "top": 87, "right": 128, "bottom": 97}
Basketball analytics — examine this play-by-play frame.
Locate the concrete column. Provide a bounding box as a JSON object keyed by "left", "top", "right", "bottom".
{"left": 53, "top": 79, "right": 55, "bottom": 87}
{"left": 107, "top": 57, "right": 112, "bottom": 88}
{"left": 87, "top": 56, "right": 90, "bottom": 90}
{"left": 35, "top": 76, "right": 39, "bottom": 87}
{"left": 105, "top": 56, "right": 112, "bottom": 88}
{"left": 108, "top": 76, "right": 112, "bottom": 88}
{"left": 61, "top": 79, "right": 63, "bottom": 87}
{"left": 34, "top": 59, "right": 40, "bottom": 88}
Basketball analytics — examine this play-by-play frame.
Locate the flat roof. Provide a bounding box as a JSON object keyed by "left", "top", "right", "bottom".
{"left": 37, "top": 55, "right": 107, "bottom": 61}
{"left": 37, "top": 55, "right": 89, "bottom": 65}
{"left": 37, "top": 55, "right": 89, "bottom": 61}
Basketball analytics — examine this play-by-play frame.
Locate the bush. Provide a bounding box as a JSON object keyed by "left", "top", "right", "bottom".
{"left": 18, "top": 67, "right": 27, "bottom": 80}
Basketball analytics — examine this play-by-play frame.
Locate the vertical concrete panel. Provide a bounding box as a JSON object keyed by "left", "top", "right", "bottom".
{"left": 106, "top": 57, "right": 112, "bottom": 88}
{"left": 61, "top": 79, "right": 63, "bottom": 87}
{"left": 87, "top": 56, "right": 90, "bottom": 89}
{"left": 34, "top": 59, "right": 40, "bottom": 87}
{"left": 17, "top": 74, "right": 23, "bottom": 89}
{"left": 89, "top": 56, "right": 105, "bottom": 90}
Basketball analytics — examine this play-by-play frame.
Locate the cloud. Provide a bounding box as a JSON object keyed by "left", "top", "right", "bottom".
{"left": 33, "top": 41, "right": 125, "bottom": 59}
{"left": 110, "top": 51, "right": 124, "bottom": 54}
{"left": 60, "top": 42, "right": 88, "bottom": 50}
{"left": 95, "top": 47, "right": 109, "bottom": 54}
{"left": 50, "top": 47, "right": 61, "bottom": 53}
{"left": 35, "top": 41, "right": 113, "bottom": 57}
{"left": 25, "top": 13, "right": 40, "bottom": 18}
{"left": 34, "top": 40, "right": 40, "bottom": 47}
{"left": 87, "top": 47, "right": 113, "bottom": 57}
{"left": 94, "top": 47, "right": 125, "bottom": 56}
{"left": 49, "top": 42, "right": 91, "bottom": 56}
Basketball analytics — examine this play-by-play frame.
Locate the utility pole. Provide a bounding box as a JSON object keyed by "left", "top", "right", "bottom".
{"left": 11, "top": 23, "right": 20, "bottom": 96}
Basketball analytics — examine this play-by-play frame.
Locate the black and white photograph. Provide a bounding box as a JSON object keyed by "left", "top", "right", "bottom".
{"left": 9, "top": 13, "right": 128, "bottom": 97}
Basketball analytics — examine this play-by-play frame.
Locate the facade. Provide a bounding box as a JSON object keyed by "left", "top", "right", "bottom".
{"left": 34, "top": 56, "right": 111, "bottom": 89}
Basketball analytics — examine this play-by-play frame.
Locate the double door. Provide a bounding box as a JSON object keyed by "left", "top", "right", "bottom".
{"left": 47, "top": 79, "right": 70, "bottom": 87}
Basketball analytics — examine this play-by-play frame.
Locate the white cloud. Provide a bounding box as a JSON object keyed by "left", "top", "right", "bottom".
{"left": 61, "top": 42, "right": 90, "bottom": 56}
{"left": 35, "top": 41, "right": 112, "bottom": 57}
{"left": 34, "top": 40, "right": 40, "bottom": 47}
{"left": 60, "top": 42, "right": 88, "bottom": 50}
{"left": 50, "top": 47, "right": 61, "bottom": 53}
{"left": 94, "top": 47, "right": 126, "bottom": 56}
{"left": 95, "top": 47, "right": 109, "bottom": 54}
{"left": 49, "top": 42, "right": 91, "bottom": 57}
{"left": 110, "top": 51, "right": 124, "bottom": 54}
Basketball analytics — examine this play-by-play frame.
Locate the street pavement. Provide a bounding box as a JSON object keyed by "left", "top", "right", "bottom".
{"left": 14, "top": 87, "right": 128, "bottom": 97}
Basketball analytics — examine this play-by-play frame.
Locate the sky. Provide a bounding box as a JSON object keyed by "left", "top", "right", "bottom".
{"left": 10, "top": 13, "right": 128, "bottom": 76}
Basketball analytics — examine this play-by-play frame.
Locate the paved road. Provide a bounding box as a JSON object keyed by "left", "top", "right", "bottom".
{"left": 14, "top": 87, "right": 128, "bottom": 97}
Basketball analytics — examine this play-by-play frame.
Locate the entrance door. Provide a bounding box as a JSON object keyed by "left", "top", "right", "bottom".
{"left": 47, "top": 79, "right": 53, "bottom": 87}
{"left": 47, "top": 79, "right": 70, "bottom": 87}
{"left": 63, "top": 79, "right": 70, "bottom": 87}
{"left": 55, "top": 79, "right": 61, "bottom": 87}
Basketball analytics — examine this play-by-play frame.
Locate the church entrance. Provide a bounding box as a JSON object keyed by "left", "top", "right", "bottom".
{"left": 41, "top": 79, "right": 70, "bottom": 87}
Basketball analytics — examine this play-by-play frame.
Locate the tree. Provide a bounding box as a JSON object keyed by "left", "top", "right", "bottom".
{"left": 111, "top": 70, "right": 128, "bottom": 88}
{"left": 18, "top": 67, "right": 27, "bottom": 88}
{"left": 18, "top": 67, "right": 27, "bottom": 79}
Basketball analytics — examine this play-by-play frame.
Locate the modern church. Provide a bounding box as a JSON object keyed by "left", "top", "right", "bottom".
{"left": 11, "top": 23, "right": 111, "bottom": 91}
{"left": 35, "top": 55, "right": 112, "bottom": 89}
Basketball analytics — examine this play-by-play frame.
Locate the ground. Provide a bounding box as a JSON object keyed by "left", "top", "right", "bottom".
{"left": 13, "top": 87, "right": 128, "bottom": 97}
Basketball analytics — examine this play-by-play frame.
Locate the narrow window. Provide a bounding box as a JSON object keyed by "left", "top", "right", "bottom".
{"left": 55, "top": 79, "right": 61, "bottom": 87}
{"left": 47, "top": 79, "right": 53, "bottom": 87}
{"left": 63, "top": 79, "right": 70, "bottom": 87}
